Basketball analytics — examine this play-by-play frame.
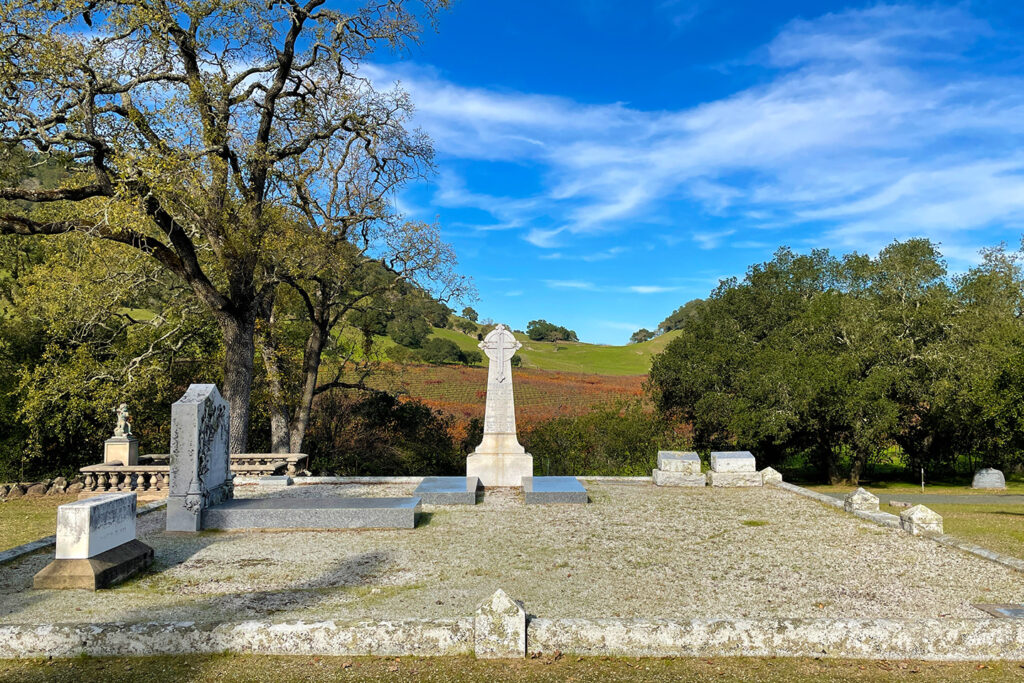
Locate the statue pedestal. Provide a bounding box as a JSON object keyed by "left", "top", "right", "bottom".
{"left": 467, "top": 452, "right": 533, "bottom": 488}
{"left": 103, "top": 436, "right": 139, "bottom": 466}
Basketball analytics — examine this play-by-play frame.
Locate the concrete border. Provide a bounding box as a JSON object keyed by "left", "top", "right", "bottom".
{"left": 0, "top": 499, "right": 166, "bottom": 566}
{"left": 3, "top": 615, "right": 1024, "bottom": 660}
{"left": 769, "top": 481, "right": 1024, "bottom": 574}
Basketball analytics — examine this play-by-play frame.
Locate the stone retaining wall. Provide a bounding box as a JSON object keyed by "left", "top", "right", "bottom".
{"left": 0, "top": 477, "right": 85, "bottom": 500}
{"left": 3, "top": 616, "right": 1024, "bottom": 660}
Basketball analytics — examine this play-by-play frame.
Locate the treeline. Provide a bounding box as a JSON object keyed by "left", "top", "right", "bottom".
{"left": 647, "top": 240, "right": 1024, "bottom": 484}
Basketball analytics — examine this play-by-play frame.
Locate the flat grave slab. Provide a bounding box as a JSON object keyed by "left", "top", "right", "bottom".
{"left": 522, "top": 476, "right": 588, "bottom": 504}
{"left": 657, "top": 451, "right": 701, "bottom": 474}
{"left": 259, "top": 475, "right": 293, "bottom": 487}
{"left": 710, "top": 451, "right": 756, "bottom": 473}
{"left": 414, "top": 477, "right": 480, "bottom": 505}
{"left": 202, "top": 496, "right": 420, "bottom": 530}
{"left": 975, "top": 604, "right": 1024, "bottom": 619}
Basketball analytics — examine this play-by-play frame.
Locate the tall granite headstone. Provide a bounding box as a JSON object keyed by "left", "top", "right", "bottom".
{"left": 166, "top": 384, "right": 233, "bottom": 532}
{"left": 466, "top": 324, "right": 533, "bottom": 486}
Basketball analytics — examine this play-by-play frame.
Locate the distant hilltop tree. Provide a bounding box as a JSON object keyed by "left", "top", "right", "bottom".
{"left": 461, "top": 306, "right": 479, "bottom": 322}
{"left": 658, "top": 299, "right": 706, "bottom": 334}
{"left": 630, "top": 328, "right": 656, "bottom": 344}
{"left": 526, "top": 319, "right": 578, "bottom": 342}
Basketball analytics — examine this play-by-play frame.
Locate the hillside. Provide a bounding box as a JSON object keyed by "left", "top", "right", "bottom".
{"left": 426, "top": 326, "right": 681, "bottom": 376}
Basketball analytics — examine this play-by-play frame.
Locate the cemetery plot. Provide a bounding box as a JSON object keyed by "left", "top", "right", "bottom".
{"left": 3, "top": 482, "right": 1022, "bottom": 627}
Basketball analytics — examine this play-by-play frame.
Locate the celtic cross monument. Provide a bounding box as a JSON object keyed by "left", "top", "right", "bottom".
{"left": 467, "top": 324, "right": 533, "bottom": 486}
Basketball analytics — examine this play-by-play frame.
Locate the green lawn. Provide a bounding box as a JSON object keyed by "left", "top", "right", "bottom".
{"left": 882, "top": 502, "right": 1024, "bottom": 560}
{"left": 429, "top": 326, "right": 681, "bottom": 375}
{"left": 0, "top": 494, "right": 75, "bottom": 551}
{"left": 807, "top": 481, "right": 1024, "bottom": 497}
{"left": 1, "top": 654, "right": 1021, "bottom": 682}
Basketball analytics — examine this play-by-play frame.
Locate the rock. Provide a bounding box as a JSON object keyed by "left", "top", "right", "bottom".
{"left": 900, "top": 505, "right": 943, "bottom": 536}
{"left": 844, "top": 487, "right": 879, "bottom": 513}
{"left": 972, "top": 468, "right": 1006, "bottom": 490}
{"left": 889, "top": 500, "right": 912, "bottom": 509}
{"left": 474, "top": 589, "right": 526, "bottom": 659}
{"left": 52, "top": 476, "right": 68, "bottom": 492}
{"left": 6, "top": 484, "right": 25, "bottom": 499}
{"left": 0, "top": 484, "right": 9, "bottom": 498}
{"left": 66, "top": 482, "right": 85, "bottom": 495}
{"left": 760, "top": 467, "right": 783, "bottom": 484}
{"left": 25, "top": 483, "right": 49, "bottom": 497}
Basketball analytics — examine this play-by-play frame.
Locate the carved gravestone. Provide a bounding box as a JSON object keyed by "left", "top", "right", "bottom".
{"left": 166, "top": 384, "right": 233, "bottom": 532}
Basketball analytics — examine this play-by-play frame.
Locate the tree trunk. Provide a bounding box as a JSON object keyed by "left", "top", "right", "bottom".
{"left": 218, "top": 313, "right": 257, "bottom": 454}
{"left": 288, "top": 323, "right": 327, "bottom": 453}
{"left": 257, "top": 334, "right": 291, "bottom": 454}
{"left": 848, "top": 451, "right": 867, "bottom": 486}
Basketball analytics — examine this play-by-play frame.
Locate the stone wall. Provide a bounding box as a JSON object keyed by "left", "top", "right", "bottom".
{"left": 0, "top": 476, "right": 85, "bottom": 501}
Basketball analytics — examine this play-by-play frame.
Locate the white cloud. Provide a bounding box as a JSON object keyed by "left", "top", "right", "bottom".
{"left": 626, "top": 285, "right": 680, "bottom": 294}
{"left": 363, "top": 5, "right": 1024, "bottom": 265}
{"left": 544, "top": 279, "right": 597, "bottom": 290}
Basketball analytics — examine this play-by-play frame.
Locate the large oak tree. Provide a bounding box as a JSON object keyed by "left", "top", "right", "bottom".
{"left": 0, "top": 0, "right": 447, "bottom": 451}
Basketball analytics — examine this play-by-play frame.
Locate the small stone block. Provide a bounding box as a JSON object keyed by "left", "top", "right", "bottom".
{"left": 652, "top": 469, "right": 706, "bottom": 487}
{"left": 414, "top": 477, "right": 480, "bottom": 505}
{"left": 972, "top": 468, "right": 1006, "bottom": 490}
{"left": 34, "top": 539, "right": 153, "bottom": 590}
{"left": 760, "top": 467, "right": 783, "bottom": 484}
{"left": 474, "top": 589, "right": 526, "bottom": 659}
{"left": 55, "top": 493, "right": 137, "bottom": 560}
{"left": 521, "top": 476, "right": 588, "bottom": 504}
{"left": 656, "top": 451, "right": 701, "bottom": 474}
{"left": 259, "top": 475, "right": 293, "bottom": 486}
{"left": 844, "top": 487, "right": 879, "bottom": 513}
{"left": 708, "top": 471, "right": 762, "bottom": 487}
{"left": 709, "top": 451, "right": 756, "bottom": 473}
{"left": 900, "top": 504, "right": 943, "bottom": 536}
{"left": 201, "top": 496, "right": 421, "bottom": 529}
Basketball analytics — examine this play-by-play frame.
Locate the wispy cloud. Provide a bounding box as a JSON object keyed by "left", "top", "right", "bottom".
{"left": 544, "top": 279, "right": 598, "bottom": 290}
{"left": 366, "top": 4, "right": 1024, "bottom": 265}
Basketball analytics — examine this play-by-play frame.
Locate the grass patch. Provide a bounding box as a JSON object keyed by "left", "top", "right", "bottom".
{"left": 741, "top": 520, "right": 769, "bottom": 527}
{"left": 0, "top": 493, "right": 76, "bottom": 551}
{"left": 880, "top": 502, "right": 1024, "bottom": 560}
{"left": 808, "top": 481, "right": 1024, "bottom": 496}
{"left": 1, "top": 653, "right": 1022, "bottom": 682}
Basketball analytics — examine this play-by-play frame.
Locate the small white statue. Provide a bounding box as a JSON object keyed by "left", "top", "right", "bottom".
{"left": 113, "top": 403, "right": 132, "bottom": 437}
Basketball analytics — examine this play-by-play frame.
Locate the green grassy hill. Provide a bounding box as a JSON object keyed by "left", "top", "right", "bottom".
{"left": 427, "top": 326, "right": 680, "bottom": 375}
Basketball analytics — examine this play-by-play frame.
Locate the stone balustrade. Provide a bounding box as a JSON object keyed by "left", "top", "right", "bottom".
{"left": 78, "top": 452, "right": 309, "bottom": 498}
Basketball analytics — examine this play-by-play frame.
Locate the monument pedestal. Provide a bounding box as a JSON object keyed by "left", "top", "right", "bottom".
{"left": 103, "top": 435, "right": 139, "bottom": 466}
{"left": 34, "top": 539, "right": 153, "bottom": 590}
{"left": 467, "top": 453, "right": 533, "bottom": 487}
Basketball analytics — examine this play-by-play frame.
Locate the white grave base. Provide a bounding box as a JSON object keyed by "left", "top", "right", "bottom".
{"left": 467, "top": 453, "right": 534, "bottom": 487}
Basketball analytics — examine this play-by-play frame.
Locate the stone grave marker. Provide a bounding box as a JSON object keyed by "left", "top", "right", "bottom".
{"left": 466, "top": 324, "right": 533, "bottom": 486}
{"left": 166, "top": 384, "right": 233, "bottom": 532}
{"left": 708, "top": 451, "right": 762, "bottom": 487}
{"left": 844, "top": 487, "right": 879, "bottom": 513}
{"left": 972, "top": 468, "right": 1006, "bottom": 490}
{"left": 475, "top": 589, "right": 526, "bottom": 659}
{"left": 900, "top": 504, "right": 943, "bottom": 536}
{"left": 34, "top": 492, "right": 153, "bottom": 590}
{"left": 652, "top": 451, "right": 705, "bottom": 487}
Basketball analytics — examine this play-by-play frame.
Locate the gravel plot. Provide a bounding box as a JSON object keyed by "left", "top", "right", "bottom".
{"left": 1, "top": 482, "right": 1022, "bottom": 625}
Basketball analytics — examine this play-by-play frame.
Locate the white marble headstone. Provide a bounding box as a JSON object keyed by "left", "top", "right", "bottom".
{"left": 55, "top": 493, "right": 137, "bottom": 560}
{"left": 710, "top": 451, "right": 756, "bottom": 473}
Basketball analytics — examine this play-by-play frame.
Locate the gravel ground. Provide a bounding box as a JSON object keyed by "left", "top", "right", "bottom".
{"left": 1, "top": 481, "right": 1022, "bottom": 625}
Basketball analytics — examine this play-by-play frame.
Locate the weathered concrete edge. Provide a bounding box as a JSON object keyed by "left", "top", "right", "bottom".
{"left": 0, "top": 618, "right": 473, "bottom": 658}
{"left": 768, "top": 481, "right": 1024, "bottom": 574}
{"left": 0, "top": 499, "right": 166, "bottom": 567}
{"left": 4, "top": 617, "right": 1024, "bottom": 660}
{"left": 529, "top": 618, "right": 1024, "bottom": 661}
{"left": 235, "top": 476, "right": 425, "bottom": 485}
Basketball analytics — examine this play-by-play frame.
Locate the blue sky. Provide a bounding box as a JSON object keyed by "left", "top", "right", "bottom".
{"left": 368, "top": 1, "right": 1024, "bottom": 344}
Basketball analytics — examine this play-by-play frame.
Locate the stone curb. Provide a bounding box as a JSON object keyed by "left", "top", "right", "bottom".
{"left": 234, "top": 476, "right": 425, "bottom": 485}
{"left": 769, "top": 482, "right": 1024, "bottom": 574}
{"left": 0, "top": 499, "right": 166, "bottom": 566}
{"left": 3, "top": 615, "right": 1024, "bottom": 660}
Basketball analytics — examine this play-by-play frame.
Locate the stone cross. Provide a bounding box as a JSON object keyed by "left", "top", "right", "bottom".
{"left": 466, "top": 324, "right": 533, "bottom": 486}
